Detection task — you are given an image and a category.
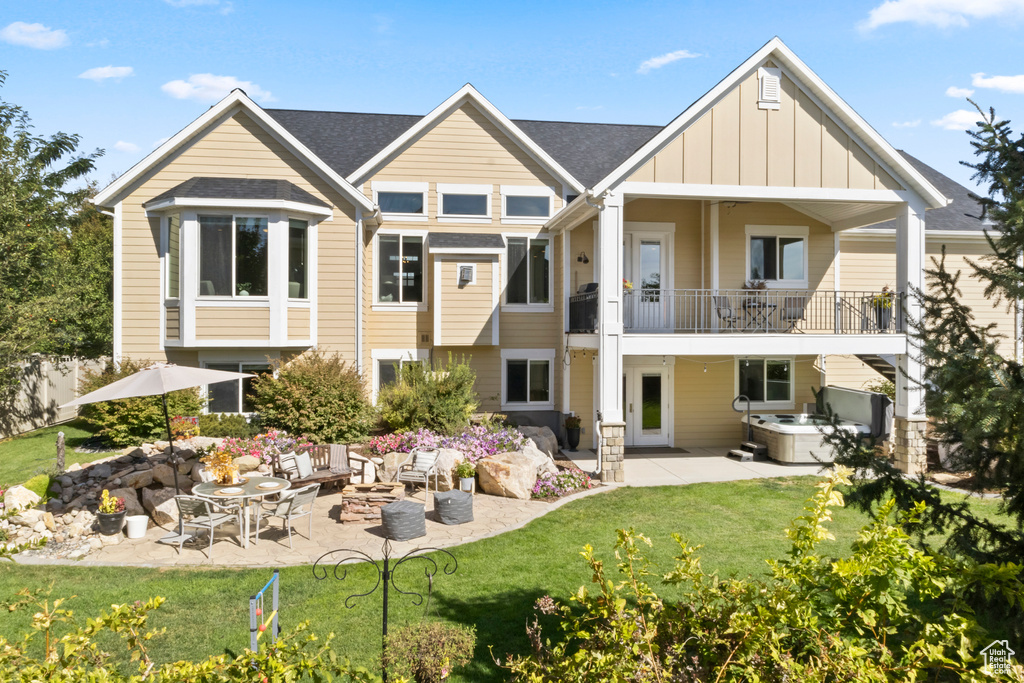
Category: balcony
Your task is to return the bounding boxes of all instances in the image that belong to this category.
[568,288,904,335]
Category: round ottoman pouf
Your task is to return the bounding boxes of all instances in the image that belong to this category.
[433,490,474,525]
[380,500,426,541]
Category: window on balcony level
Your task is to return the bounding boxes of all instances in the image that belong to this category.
[745,226,808,288]
[377,233,424,305]
[506,236,550,306]
[199,216,269,297]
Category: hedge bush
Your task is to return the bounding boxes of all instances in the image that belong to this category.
[196,412,259,439]
[249,350,374,444]
[377,353,478,435]
[22,473,50,500]
[77,358,203,447]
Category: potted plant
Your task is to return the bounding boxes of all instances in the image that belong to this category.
[872,286,894,331]
[565,415,582,451]
[200,449,240,484]
[96,489,126,535]
[454,461,476,493]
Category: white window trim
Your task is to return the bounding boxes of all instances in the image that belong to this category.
[456,262,477,286]
[758,66,782,110]
[436,183,493,224]
[370,348,429,403]
[286,216,312,302]
[744,225,810,289]
[500,348,556,411]
[372,181,428,222]
[500,184,555,225]
[734,356,795,410]
[501,231,554,313]
[372,229,429,312]
[199,353,279,414]
[163,214,181,301]
[197,213,272,300]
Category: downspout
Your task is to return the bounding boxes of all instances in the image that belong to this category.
[593,410,603,478]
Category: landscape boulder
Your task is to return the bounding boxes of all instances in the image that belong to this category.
[233,455,261,474]
[122,469,154,489]
[3,485,41,513]
[379,451,414,483]
[142,487,179,526]
[521,443,558,477]
[151,463,178,487]
[518,426,559,457]
[477,453,537,500]
[433,448,465,492]
[349,453,378,485]
[107,487,146,516]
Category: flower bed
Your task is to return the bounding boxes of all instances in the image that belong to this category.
[219,430,313,466]
[531,467,595,500]
[367,425,526,463]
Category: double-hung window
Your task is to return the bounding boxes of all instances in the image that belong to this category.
[377,233,424,305]
[198,215,269,297]
[505,236,550,306]
[501,185,554,224]
[204,362,272,413]
[288,218,308,299]
[737,357,793,408]
[501,349,555,409]
[437,183,491,222]
[745,226,808,288]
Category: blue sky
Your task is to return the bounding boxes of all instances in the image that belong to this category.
[2,0,1023,193]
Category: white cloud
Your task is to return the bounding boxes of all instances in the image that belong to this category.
[931,109,981,130]
[87,38,110,48]
[637,49,701,75]
[79,66,134,82]
[972,71,1024,93]
[860,0,1024,30]
[892,119,921,127]
[945,85,975,97]
[113,141,140,153]
[161,74,274,103]
[0,21,69,49]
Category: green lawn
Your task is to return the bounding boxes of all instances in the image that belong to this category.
[0,476,1006,681]
[0,419,106,488]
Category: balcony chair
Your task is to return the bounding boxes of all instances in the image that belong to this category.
[779,295,807,330]
[396,447,441,502]
[255,483,320,548]
[713,295,739,329]
[173,495,243,559]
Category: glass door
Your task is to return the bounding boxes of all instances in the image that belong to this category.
[624,234,669,330]
[623,366,670,446]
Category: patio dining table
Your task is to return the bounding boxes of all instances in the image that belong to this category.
[194,476,291,549]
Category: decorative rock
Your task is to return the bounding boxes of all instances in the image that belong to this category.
[122,470,154,489]
[32,521,46,533]
[58,475,74,488]
[477,453,538,500]
[432,448,464,492]
[521,443,559,477]
[176,459,195,475]
[518,426,559,457]
[123,446,146,458]
[11,509,44,526]
[89,537,103,550]
[142,487,180,526]
[380,451,414,483]
[151,463,178,487]
[66,522,85,538]
[190,461,206,483]
[232,455,261,474]
[349,454,377,485]
[182,436,220,451]
[107,487,146,516]
[66,462,82,473]
[100,533,122,546]
[3,485,41,513]
[90,464,112,480]
[42,512,55,531]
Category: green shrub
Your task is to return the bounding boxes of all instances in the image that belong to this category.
[0,590,379,682]
[377,353,478,435]
[506,467,1024,682]
[78,358,203,447]
[250,350,374,444]
[383,620,476,683]
[22,473,50,500]
[196,412,259,438]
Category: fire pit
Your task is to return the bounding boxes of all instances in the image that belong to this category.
[336,483,406,524]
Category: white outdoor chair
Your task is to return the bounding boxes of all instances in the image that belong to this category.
[174,495,243,559]
[397,448,441,501]
[254,483,320,548]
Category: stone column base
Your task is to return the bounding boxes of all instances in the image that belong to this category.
[599,422,626,483]
[893,417,927,475]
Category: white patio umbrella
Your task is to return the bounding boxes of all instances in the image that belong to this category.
[60,362,256,494]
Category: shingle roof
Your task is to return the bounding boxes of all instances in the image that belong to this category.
[145,176,329,208]
[869,151,992,232]
[428,232,505,250]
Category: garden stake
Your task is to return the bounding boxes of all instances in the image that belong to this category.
[313,538,458,683]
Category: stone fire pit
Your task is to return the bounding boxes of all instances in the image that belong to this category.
[336,482,405,524]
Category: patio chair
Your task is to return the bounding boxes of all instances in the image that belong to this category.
[397,447,441,501]
[254,483,320,549]
[778,295,807,330]
[713,295,739,329]
[174,495,243,559]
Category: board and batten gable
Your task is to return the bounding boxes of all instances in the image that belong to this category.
[627,68,905,192]
[108,109,360,362]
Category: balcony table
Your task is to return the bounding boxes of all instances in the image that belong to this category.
[193,475,291,549]
[743,298,777,332]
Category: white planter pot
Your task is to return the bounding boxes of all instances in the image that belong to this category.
[459,477,474,493]
[125,515,149,539]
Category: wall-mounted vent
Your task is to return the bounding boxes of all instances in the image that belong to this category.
[758,66,782,110]
[458,264,475,285]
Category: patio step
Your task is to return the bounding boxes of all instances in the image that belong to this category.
[728,449,754,462]
[728,441,768,462]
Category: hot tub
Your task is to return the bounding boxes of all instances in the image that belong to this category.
[740,413,870,463]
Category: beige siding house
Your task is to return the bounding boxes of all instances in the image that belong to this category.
[94,37,1019,481]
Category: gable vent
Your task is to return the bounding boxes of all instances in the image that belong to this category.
[458,264,475,284]
[758,66,782,110]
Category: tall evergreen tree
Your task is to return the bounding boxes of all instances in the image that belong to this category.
[823,104,1024,566]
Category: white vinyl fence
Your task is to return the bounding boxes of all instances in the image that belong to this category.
[1,356,108,438]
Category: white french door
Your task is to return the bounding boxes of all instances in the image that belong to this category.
[622,365,672,446]
[623,230,672,330]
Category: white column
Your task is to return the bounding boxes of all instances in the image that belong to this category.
[895,200,927,420]
[596,193,624,423]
